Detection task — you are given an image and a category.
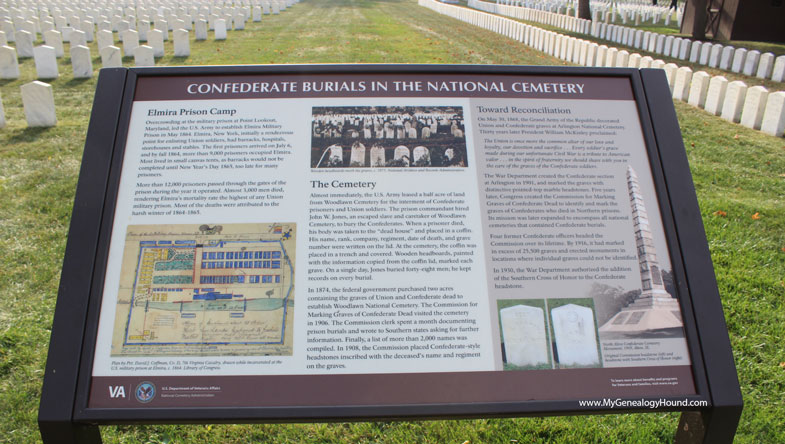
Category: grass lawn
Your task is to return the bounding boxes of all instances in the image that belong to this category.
[1,0,784,443]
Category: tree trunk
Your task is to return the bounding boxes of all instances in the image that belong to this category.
[578,0,591,20]
[681,0,708,40]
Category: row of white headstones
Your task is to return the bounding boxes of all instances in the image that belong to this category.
[498,0,683,29]
[421,0,785,138]
[0,0,299,128]
[476,0,785,84]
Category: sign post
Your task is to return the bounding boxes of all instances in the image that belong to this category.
[39,65,742,443]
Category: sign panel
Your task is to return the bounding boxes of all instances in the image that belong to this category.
[82,69,699,409]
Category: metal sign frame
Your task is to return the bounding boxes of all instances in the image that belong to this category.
[38,64,742,444]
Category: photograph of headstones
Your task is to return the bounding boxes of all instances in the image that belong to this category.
[594,165,685,340]
[547,298,602,369]
[311,106,467,168]
[498,299,553,370]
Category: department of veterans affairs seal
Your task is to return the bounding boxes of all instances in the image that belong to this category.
[135,381,156,403]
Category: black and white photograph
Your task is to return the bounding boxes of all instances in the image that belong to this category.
[311,106,468,168]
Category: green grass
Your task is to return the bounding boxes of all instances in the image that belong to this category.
[1,0,784,442]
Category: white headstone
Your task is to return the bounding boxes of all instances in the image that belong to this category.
[663,63,679,91]
[97,29,113,50]
[742,50,761,77]
[215,19,226,40]
[393,145,410,166]
[689,41,702,63]
[551,304,600,367]
[173,29,189,57]
[326,144,343,166]
[708,44,722,68]
[719,46,734,70]
[731,48,747,73]
[628,53,642,68]
[21,80,57,127]
[756,53,775,80]
[412,146,430,166]
[1,21,14,43]
[0,45,20,78]
[687,71,711,108]
[121,29,138,57]
[70,44,91,78]
[639,56,653,69]
[704,76,728,116]
[137,20,150,41]
[370,145,385,167]
[80,21,94,42]
[15,29,34,57]
[195,19,207,40]
[773,56,785,83]
[33,45,58,79]
[678,39,690,60]
[663,35,674,56]
[349,142,366,166]
[234,14,245,30]
[699,42,712,65]
[500,305,550,368]
[720,81,748,123]
[133,44,154,66]
[672,66,693,101]
[253,7,262,22]
[70,29,87,47]
[595,45,607,68]
[615,50,629,68]
[43,30,64,58]
[740,86,769,130]
[655,34,665,54]
[148,28,164,57]
[100,45,121,68]
[760,91,785,137]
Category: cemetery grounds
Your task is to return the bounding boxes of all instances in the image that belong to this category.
[0,0,783,442]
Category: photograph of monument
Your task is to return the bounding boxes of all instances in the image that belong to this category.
[310,106,467,168]
[598,165,685,339]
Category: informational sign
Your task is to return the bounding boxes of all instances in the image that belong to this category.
[39,66,741,444]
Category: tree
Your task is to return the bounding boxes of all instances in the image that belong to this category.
[578,0,591,20]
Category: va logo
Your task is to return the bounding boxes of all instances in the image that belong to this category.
[135,381,156,403]
[108,385,126,398]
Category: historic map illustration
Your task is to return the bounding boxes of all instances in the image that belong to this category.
[110,223,295,357]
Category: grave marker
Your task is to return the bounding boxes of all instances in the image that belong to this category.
[133,44,154,66]
[500,305,549,368]
[721,81,748,123]
[740,86,769,130]
[98,45,123,68]
[704,76,728,116]
[33,45,58,79]
[0,45,20,79]
[71,44,92,78]
[15,29,34,57]
[551,304,600,367]
[687,71,710,108]
[760,91,785,137]
[173,29,189,57]
[21,80,56,127]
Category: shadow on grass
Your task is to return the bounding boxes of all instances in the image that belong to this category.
[0,78,20,87]
[5,126,54,144]
[65,78,92,86]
